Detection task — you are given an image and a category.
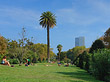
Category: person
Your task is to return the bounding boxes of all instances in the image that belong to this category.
[26,58,30,65]
[1,56,10,66]
[57,60,61,66]
[64,63,69,67]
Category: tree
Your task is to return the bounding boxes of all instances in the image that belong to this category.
[89,39,105,53]
[57,44,62,61]
[72,46,86,64]
[18,27,28,65]
[78,53,84,69]
[39,11,56,62]
[7,40,19,58]
[85,52,90,72]
[0,36,7,55]
[103,28,110,48]
[66,49,74,61]
[91,49,110,81]
[60,52,66,61]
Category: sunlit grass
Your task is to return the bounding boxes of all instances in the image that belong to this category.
[0,63,103,82]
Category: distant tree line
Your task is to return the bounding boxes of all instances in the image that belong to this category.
[0,28,56,65]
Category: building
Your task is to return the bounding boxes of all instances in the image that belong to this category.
[75,37,85,47]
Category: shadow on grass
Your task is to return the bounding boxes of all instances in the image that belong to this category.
[56,70,102,82]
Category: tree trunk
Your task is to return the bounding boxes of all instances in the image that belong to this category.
[59,52,60,61]
[47,26,50,63]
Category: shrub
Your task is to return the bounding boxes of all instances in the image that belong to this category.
[9,59,19,64]
[75,58,79,66]
[60,61,64,65]
[38,58,41,63]
[91,49,110,81]
[85,54,90,72]
[78,54,84,69]
[67,58,71,63]
[32,57,37,63]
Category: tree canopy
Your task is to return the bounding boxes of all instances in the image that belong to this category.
[0,36,7,55]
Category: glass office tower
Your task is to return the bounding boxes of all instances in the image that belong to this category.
[75,37,85,47]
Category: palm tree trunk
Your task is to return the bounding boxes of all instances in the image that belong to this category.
[47,26,50,63]
[59,52,60,61]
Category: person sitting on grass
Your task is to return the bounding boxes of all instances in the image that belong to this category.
[1,56,10,66]
[57,60,61,66]
[64,63,69,67]
[26,58,30,65]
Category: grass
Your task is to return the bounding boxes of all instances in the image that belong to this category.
[0,63,103,82]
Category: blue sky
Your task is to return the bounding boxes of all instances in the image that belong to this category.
[0,0,110,54]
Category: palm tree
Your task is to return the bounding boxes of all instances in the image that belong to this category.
[39,11,56,62]
[57,44,63,61]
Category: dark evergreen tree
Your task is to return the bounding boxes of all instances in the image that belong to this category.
[85,53,90,72]
[89,39,105,53]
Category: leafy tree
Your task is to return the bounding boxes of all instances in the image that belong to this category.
[104,28,110,48]
[0,36,7,55]
[30,43,55,62]
[7,28,33,65]
[60,52,66,61]
[85,53,90,72]
[72,46,86,64]
[18,27,28,65]
[39,11,56,62]
[57,44,62,61]
[66,49,74,61]
[78,53,84,69]
[7,40,19,59]
[7,40,18,49]
[89,39,105,53]
[91,49,110,81]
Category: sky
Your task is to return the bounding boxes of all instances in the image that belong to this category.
[0,0,110,54]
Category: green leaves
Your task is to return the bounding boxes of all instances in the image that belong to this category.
[91,49,110,81]
[39,11,56,28]
[0,36,7,55]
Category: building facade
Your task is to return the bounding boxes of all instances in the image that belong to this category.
[75,37,85,47]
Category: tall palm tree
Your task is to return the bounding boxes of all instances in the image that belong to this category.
[39,11,56,62]
[57,44,63,61]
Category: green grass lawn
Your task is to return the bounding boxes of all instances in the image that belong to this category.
[0,63,103,82]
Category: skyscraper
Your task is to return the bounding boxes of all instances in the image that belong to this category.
[75,37,85,47]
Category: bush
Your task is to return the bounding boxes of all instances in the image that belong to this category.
[9,59,19,64]
[38,58,41,63]
[90,49,110,81]
[60,61,64,65]
[75,58,79,66]
[85,54,90,72]
[32,57,37,63]
[67,58,71,63]
[78,54,84,69]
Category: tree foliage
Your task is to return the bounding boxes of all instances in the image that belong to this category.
[57,44,62,61]
[0,36,7,55]
[104,28,110,48]
[2,28,56,64]
[89,39,105,53]
[90,49,110,81]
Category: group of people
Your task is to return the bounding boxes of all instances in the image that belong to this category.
[1,56,30,67]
